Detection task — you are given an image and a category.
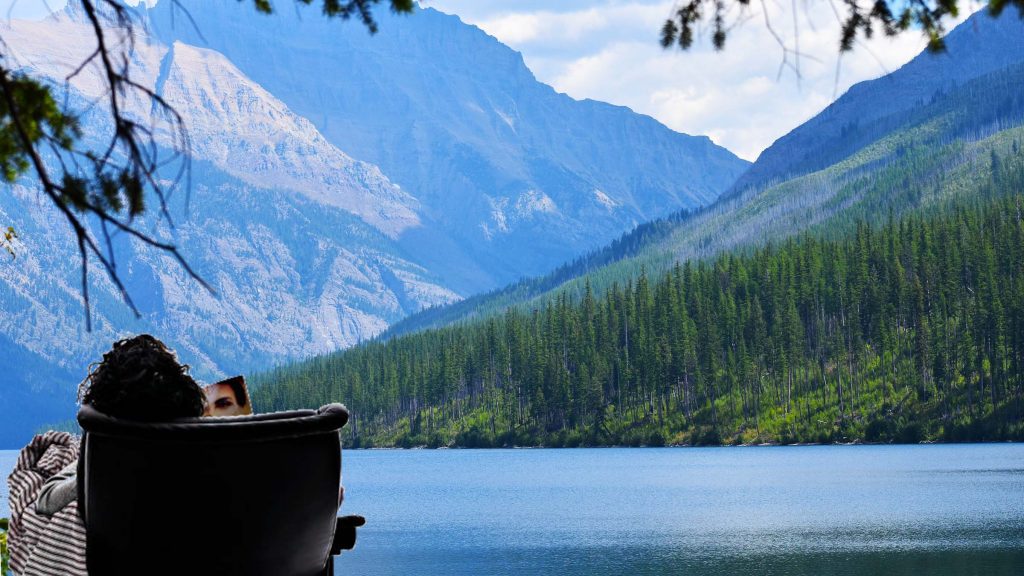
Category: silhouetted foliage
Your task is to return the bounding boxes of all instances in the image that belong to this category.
[661,0,1023,54]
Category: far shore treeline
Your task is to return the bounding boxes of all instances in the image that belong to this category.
[253,150,1024,448]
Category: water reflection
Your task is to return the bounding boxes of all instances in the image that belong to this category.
[338,445,1024,575]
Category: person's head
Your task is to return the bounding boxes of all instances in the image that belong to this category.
[203,376,251,417]
[79,334,206,421]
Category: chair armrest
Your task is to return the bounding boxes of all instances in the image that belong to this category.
[331,515,366,554]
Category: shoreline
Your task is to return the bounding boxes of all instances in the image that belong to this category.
[2,437,1017,452]
[344,439,1021,450]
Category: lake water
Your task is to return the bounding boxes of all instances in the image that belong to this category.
[3,444,1023,575]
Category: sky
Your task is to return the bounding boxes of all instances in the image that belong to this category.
[1,0,975,160]
[420,0,979,160]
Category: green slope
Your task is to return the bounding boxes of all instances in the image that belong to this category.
[251,129,1024,446]
[254,163,1024,447]
[251,43,1024,449]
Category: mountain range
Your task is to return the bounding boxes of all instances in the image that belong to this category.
[387,7,1024,337]
[0,1,745,446]
[254,8,1024,448]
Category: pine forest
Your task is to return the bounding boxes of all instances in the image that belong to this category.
[253,147,1024,448]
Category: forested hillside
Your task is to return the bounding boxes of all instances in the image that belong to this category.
[253,145,1024,447]
[251,10,1024,449]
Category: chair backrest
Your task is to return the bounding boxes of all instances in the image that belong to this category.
[77,403,348,576]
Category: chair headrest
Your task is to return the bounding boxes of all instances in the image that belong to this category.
[77,403,349,443]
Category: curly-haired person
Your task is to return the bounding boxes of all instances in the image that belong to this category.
[7,335,206,576]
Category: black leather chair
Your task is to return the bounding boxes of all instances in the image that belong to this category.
[77,403,363,576]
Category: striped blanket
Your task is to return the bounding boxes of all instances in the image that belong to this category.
[7,431,88,576]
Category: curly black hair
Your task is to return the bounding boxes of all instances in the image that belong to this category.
[79,334,206,421]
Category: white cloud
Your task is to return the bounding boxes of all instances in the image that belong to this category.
[476,11,545,44]
[423,0,975,160]
[473,4,666,50]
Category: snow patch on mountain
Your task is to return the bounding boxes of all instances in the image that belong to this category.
[593,189,618,209]
[515,190,558,217]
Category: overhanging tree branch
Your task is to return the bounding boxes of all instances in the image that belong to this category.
[0,0,414,328]
[663,0,1024,54]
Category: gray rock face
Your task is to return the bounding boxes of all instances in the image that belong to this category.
[141,1,749,289]
[0,2,746,445]
[1,10,455,372]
